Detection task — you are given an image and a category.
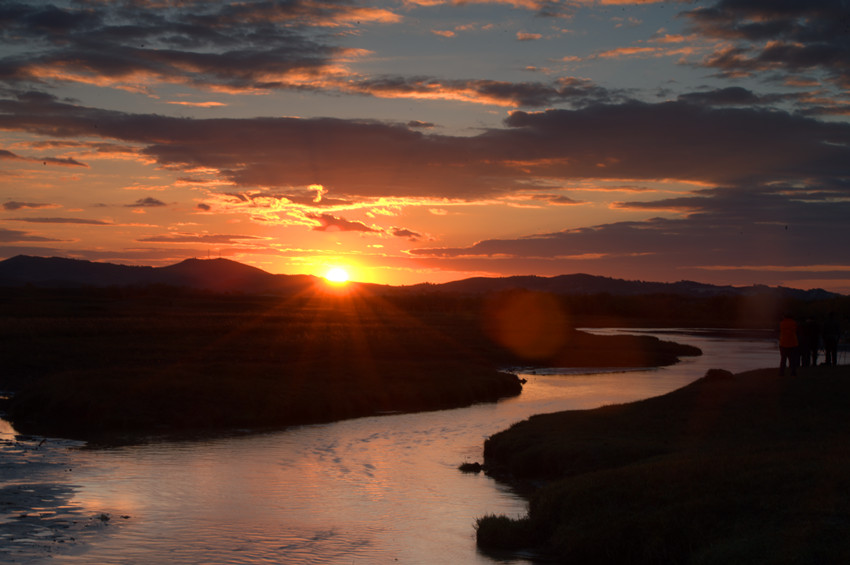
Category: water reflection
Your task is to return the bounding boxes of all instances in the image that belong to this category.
[2,329,778,564]
[0,418,17,439]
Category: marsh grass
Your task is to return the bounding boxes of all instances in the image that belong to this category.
[0,287,699,441]
[475,514,534,551]
[477,365,850,563]
[0,288,520,440]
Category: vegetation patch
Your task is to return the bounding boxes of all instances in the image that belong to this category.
[477,365,850,564]
[0,287,698,442]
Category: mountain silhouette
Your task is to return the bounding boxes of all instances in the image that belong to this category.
[410,274,837,300]
[156,258,295,293]
[0,255,839,299]
[0,255,317,294]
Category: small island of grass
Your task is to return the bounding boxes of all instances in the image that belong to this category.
[476,364,850,564]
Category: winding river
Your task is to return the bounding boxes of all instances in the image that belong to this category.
[1,329,778,564]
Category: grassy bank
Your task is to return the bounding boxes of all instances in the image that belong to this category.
[0,287,698,442]
[477,365,850,564]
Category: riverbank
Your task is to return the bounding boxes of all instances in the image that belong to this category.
[476,364,850,564]
[0,288,699,443]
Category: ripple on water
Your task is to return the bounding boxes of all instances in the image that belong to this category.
[0,433,128,563]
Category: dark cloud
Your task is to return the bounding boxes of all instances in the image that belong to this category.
[222,192,251,203]
[0,147,84,166]
[390,227,422,240]
[196,203,211,211]
[137,233,264,244]
[677,87,774,106]
[9,217,112,225]
[307,213,380,233]
[533,1,579,19]
[0,0,356,92]
[685,0,850,87]
[3,201,54,210]
[529,194,582,206]
[0,1,630,108]
[411,185,850,286]
[1,91,848,201]
[498,102,850,184]
[127,197,167,207]
[40,156,86,166]
[0,227,62,242]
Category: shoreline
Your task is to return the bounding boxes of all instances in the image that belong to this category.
[476,363,850,563]
[0,432,127,563]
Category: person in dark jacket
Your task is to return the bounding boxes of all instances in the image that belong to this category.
[799,317,820,367]
[822,312,841,367]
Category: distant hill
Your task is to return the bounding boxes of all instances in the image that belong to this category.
[0,255,840,299]
[0,255,319,294]
[155,257,316,294]
[407,274,839,301]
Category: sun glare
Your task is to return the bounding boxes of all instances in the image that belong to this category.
[325,267,350,284]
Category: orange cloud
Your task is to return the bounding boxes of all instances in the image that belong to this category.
[404,0,549,10]
[650,33,689,44]
[166,101,227,108]
[517,32,543,41]
[595,46,660,59]
[597,0,665,3]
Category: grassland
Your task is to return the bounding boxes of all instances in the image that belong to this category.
[0,286,698,442]
[476,364,850,564]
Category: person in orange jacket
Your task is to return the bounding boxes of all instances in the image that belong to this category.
[779,313,799,376]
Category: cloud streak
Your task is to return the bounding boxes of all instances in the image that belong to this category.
[8,217,113,225]
[307,213,381,233]
[4,92,847,203]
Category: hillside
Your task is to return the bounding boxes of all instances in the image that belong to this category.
[0,255,319,294]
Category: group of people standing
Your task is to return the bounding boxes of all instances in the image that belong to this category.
[779,312,843,376]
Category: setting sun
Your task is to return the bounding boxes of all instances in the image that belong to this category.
[325,267,350,284]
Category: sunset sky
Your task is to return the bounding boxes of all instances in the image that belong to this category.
[2,0,849,292]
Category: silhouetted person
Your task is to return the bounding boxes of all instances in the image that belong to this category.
[799,317,820,367]
[822,312,841,367]
[779,313,799,376]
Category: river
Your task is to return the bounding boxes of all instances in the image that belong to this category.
[0,329,778,564]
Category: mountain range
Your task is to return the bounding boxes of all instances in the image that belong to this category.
[0,255,840,300]
[407,274,838,300]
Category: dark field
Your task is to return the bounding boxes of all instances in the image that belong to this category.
[477,364,850,564]
[0,286,699,442]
